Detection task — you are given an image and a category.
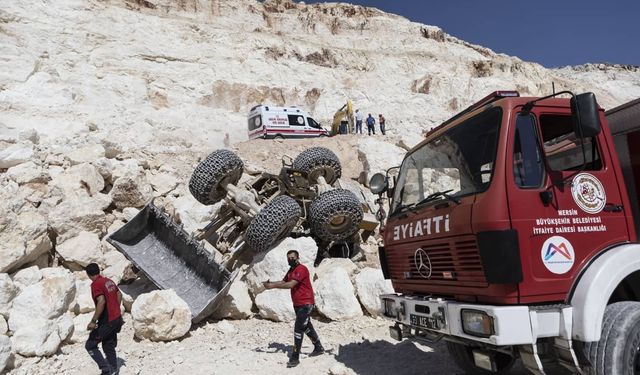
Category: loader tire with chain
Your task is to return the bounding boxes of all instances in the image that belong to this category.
[245,195,301,253]
[189,149,244,205]
[292,147,342,185]
[309,189,363,242]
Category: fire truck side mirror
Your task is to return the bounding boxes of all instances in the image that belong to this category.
[369,173,388,195]
[571,92,602,139]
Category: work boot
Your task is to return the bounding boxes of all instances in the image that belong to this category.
[287,356,300,368]
[309,344,325,357]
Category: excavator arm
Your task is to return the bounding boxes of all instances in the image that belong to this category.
[331,100,354,135]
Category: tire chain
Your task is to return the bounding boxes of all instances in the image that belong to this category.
[309,189,363,242]
[245,195,302,253]
[292,147,342,184]
[189,149,244,205]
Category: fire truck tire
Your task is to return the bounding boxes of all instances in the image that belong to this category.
[293,147,342,185]
[189,149,244,205]
[583,301,640,375]
[245,195,301,253]
[445,341,515,374]
[309,189,363,242]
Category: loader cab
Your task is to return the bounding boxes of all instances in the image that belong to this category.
[247,105,329,140]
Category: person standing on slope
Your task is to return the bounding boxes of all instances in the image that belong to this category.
[263,250,325,368]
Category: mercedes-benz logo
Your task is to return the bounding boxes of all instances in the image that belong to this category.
[414,248,432,279]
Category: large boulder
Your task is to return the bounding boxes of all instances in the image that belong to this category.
[0,143,33,169]
[147,171,179,196]
[10,319,63,357]
[71,279,94,314]
[102,250,132,285]
[11,266,42,291]
[212,278,253,320]
[0,274,17,319]
[0,208,52,273]
[66,144,105,166]
[171,195,221,234]
[69,313,93,343]
[48,195,111,239]
[315,268,362,321]
[0,316,7,335]
[56,231,104,270]
[68,163,105,196]
[8,268,76,333]
[6,161,48,185]
[131,290,191,342]
[315,258,358,281]
[354,268,394,317]
[0,335,11,373]
[110,171,153,209]
[254,289,295,322]
[244,237,317,297]
[357,138,405,183]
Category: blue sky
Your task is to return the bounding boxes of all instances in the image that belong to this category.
[304,0,639,68]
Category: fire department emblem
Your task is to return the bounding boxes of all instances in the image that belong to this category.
[414,249,432,279]
[571,173,605,214]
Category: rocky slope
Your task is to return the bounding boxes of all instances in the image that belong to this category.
[1,0,639,374]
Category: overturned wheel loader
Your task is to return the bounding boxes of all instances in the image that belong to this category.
[108,147,377,322]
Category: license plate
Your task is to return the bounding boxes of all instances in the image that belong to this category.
[410,314,437,329]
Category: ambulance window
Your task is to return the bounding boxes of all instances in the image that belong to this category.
[539,114,602,171]
[288,115,305,126]
[513,113,545,188]
[308,118,322,129]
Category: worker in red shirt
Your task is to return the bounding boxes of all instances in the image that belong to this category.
[85,263,123,375]
[263,250,324,368]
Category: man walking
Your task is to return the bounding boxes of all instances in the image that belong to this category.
[354,109,363,134]
[263,250,324,368]
[366,113,376,135]
[85,263,123,375]
[378,114,386,135]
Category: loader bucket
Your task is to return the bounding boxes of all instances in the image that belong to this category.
[107,202,237,323]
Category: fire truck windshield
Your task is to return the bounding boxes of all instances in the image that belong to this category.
[392,107,503,214]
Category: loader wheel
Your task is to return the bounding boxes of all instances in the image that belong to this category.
[245,195,301,253]
[309,189,363,242]
[583,301,640,375]
[189,149,244,205]
[446,341,515,375]
[292,147,342,185]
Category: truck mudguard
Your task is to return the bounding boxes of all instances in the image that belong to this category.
[570,243,640,342]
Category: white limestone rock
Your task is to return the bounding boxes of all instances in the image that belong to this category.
[0,335,12,372]
[171,195,221,234]
[71,279,95,314]
[10,318,62,357]
[18,128,39,144]
[68,163,105,196]
[11,266,43,291]
[315,258,358,281]
[56,231,104,270]
[6,161,48,185]
[102,251,132,285]
[315,268,362,321]
[8,268,76,333]
[69,313,93,344]
[122,207,140,222]
[0,208,52,273]
[66,144,106,166]
[0,316,7,335]
[0,274,17,319]
[48,195,111,239]
[148,171,179,196]
[212,278,253,320]
[110,171,153,209]
[254,289,295,322]
[57,312,74,342]
[131,290,191,342]
[357,138,406,182]
[244,237,317,297]
[92,157,114,180]
[354,267,394,317]
[0,143,33,169]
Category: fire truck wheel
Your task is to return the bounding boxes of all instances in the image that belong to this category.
[310,189,363,242]
[189,149,244,205]
[583,301,640,375]
[293,147,342,185]
[445,341,515,374]
[245,195,301,253]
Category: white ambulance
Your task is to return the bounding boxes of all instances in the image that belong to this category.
[247,105,329,139]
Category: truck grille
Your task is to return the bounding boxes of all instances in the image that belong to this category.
[388,235,487,287]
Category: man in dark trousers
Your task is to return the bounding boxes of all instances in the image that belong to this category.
[263,250,324,368]
[85,263,123,375]
[366,113,376,135]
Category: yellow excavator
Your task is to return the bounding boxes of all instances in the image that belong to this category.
[330,100,354,135]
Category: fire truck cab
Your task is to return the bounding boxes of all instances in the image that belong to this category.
[371,91,640,374]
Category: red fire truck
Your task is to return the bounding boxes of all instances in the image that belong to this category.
[369,91,640,374]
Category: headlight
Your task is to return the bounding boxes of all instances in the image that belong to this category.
[383,298,396,318]
[461,309,494,338]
